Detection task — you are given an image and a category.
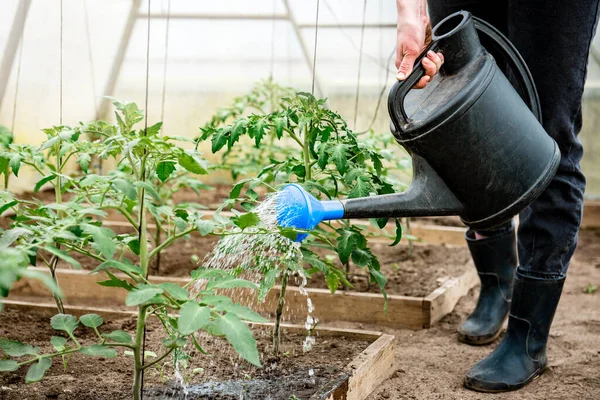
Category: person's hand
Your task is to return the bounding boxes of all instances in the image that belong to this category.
[396,18,444,88]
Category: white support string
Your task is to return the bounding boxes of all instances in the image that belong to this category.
[270,0,277,79]
[353,0,368,130]
[60,0,63,125]
[160,0,171,123]
[311,0,320,96]
[82,0,98,116]
[10,3,27,135]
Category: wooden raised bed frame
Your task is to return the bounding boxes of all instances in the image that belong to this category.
[0,300,395,400]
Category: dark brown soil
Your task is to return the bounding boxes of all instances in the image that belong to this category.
[0,310,370,400]
[45,222,471,299]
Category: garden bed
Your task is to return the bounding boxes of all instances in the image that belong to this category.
[0,302,395,400]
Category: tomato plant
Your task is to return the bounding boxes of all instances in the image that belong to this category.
[199,86,411,353]
[0,100,266,399]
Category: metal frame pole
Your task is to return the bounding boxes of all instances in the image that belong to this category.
[0,0,32,111]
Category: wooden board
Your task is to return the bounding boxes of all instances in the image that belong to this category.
[0,300,395,400]
[423,266,480,328]
[581,200,600,229]
[7,266,478,330]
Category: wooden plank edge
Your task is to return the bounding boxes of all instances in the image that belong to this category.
[343,333,396,400]
[9,267,429,329]
[422,265,480,328]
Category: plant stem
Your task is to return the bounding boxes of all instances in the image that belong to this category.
[273,269,289,355]
[50,259,65,314]
[149,227,195,259]
[302,126,312,181]
[51,143,65,314]
[154,218,161,275]
[132,305,148,400]
[141,348,174,371]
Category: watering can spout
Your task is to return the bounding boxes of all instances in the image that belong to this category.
[276,155,465,242]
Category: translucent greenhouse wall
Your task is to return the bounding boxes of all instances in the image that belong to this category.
[0,0,598,199]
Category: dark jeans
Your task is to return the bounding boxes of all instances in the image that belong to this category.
[428,0,600,277]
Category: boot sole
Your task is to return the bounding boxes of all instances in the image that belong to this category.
[464,368,545,393]
[457,327,502,346]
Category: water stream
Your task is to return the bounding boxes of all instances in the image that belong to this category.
[168,192,317,398]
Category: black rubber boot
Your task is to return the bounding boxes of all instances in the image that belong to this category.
[458,225,517,345]
[464,268,566,392]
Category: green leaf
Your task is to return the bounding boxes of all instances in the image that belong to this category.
[253,118,268,146]
[0,155,8,175]
[50,336,67,351]
[0,339,40,356]
[162,337,187,349]
[125,286,164,307]
[178,301,211,335]
[9,154,22,176]
[0,200,18,216]
[229,119,247,149]
[97,271,134,291]
[330,143,349,175]
[216,313,261,367]
[348,176,373,199]
[195,219,214,236]
[371,153,383,176]
[158,283,188,301]
[80,344,117,358]
[112,178,137,201]
[273,117,285,139]
[145,121,163,136]
[50,314,79,335]
[390,218,403,247]
[178,152,208,175]
[34,175,56,194]
[77,153,91,173]
[44,245,81,269]
[336,229,363,264]
[127,239,141,256]
[156,161,176,182]
[374,218,389,229]
[0,227,32,249]
[25,358,52,383]
[235,212,260,230]
[258,268,278,301]
[211,128,229,153]
[370,269,387,290]
[91,260,142,277]
[80,314,103,329]
[224,304,268,323]
[82,224,116,259]
[0,360,18,372]
[351,248,372,267]
[103,330,132,344]
[135,181,161,202]
[212,278,258,290]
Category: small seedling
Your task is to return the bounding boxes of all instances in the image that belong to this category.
[583,283,598,294]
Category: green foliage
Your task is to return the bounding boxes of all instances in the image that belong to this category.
[0,100,263,398]
[583,283,597,294]
[198,85,411,298]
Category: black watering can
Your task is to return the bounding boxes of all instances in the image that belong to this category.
[276,10,560,238]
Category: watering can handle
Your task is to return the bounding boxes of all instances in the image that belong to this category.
[389,41,439,129]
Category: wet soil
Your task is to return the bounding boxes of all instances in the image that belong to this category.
[0,310,370,400]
